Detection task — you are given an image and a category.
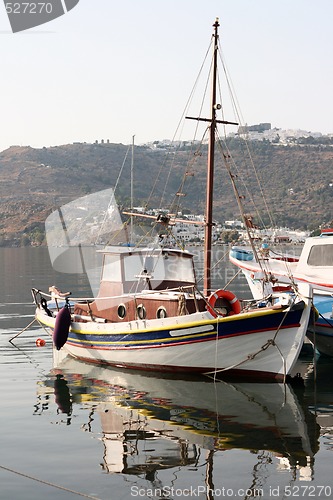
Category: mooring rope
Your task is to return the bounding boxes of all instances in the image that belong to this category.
[0,465,100,499]
[205,296,298,382]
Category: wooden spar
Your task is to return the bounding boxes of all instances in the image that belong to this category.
[187,19,238,296]
[122,211,206,225]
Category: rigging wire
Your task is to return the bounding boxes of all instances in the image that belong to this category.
[145,38,214,215]
[215,128,263,268]
[217,40,277,230]
[111,37,216,254]
[169,128,209,216]
[94,143,132,246]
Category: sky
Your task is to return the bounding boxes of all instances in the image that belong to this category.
[0,0,332,152]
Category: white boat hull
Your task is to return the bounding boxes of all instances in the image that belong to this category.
[36,298,310,380]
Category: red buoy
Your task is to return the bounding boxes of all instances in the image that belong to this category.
[36,338,46,347]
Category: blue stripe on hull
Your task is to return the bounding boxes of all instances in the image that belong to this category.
[66,307,303,350]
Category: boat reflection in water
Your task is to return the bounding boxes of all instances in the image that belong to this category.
[38,349,320,489]
[301,356,333,446]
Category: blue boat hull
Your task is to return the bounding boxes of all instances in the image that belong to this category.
[307,295,333,357]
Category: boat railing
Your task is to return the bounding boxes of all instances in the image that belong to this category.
[32,285,260,319]
[31,288,94,311]
[31,285,203,310]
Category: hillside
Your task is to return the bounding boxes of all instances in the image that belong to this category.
[0,140,332,246]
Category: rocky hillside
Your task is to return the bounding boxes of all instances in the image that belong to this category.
[0,140,332,246]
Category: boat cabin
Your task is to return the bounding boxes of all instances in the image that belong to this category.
[98,246,197,295]
[296,236,333,285]
[73,247,205,322]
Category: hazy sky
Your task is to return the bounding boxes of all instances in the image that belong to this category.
[1,0,332,152]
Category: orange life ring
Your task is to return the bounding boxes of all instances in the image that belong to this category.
[207,289,241,317]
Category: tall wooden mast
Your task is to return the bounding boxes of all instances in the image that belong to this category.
[203,18,219,296]
[187,19,238,295]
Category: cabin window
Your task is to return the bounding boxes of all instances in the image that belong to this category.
[163,255,195,283]
[137,304,146,320]
[307,245,333,267]
[124,254,147,282]
[123,252,195,284]
[156,306,167,319]
[102,254,122,281]
[117,304,126,319]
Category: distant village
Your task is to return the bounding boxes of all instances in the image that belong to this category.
[130,123,329,245]
[91,123,333,151]
[142,123,333,150]
[85,123,331,243]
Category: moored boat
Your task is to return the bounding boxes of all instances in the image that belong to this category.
[229,229,333,356]
[32,19,312,380]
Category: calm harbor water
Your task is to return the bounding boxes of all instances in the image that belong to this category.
[1,247,333,500]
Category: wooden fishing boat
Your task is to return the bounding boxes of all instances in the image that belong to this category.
[32,19,311,380]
